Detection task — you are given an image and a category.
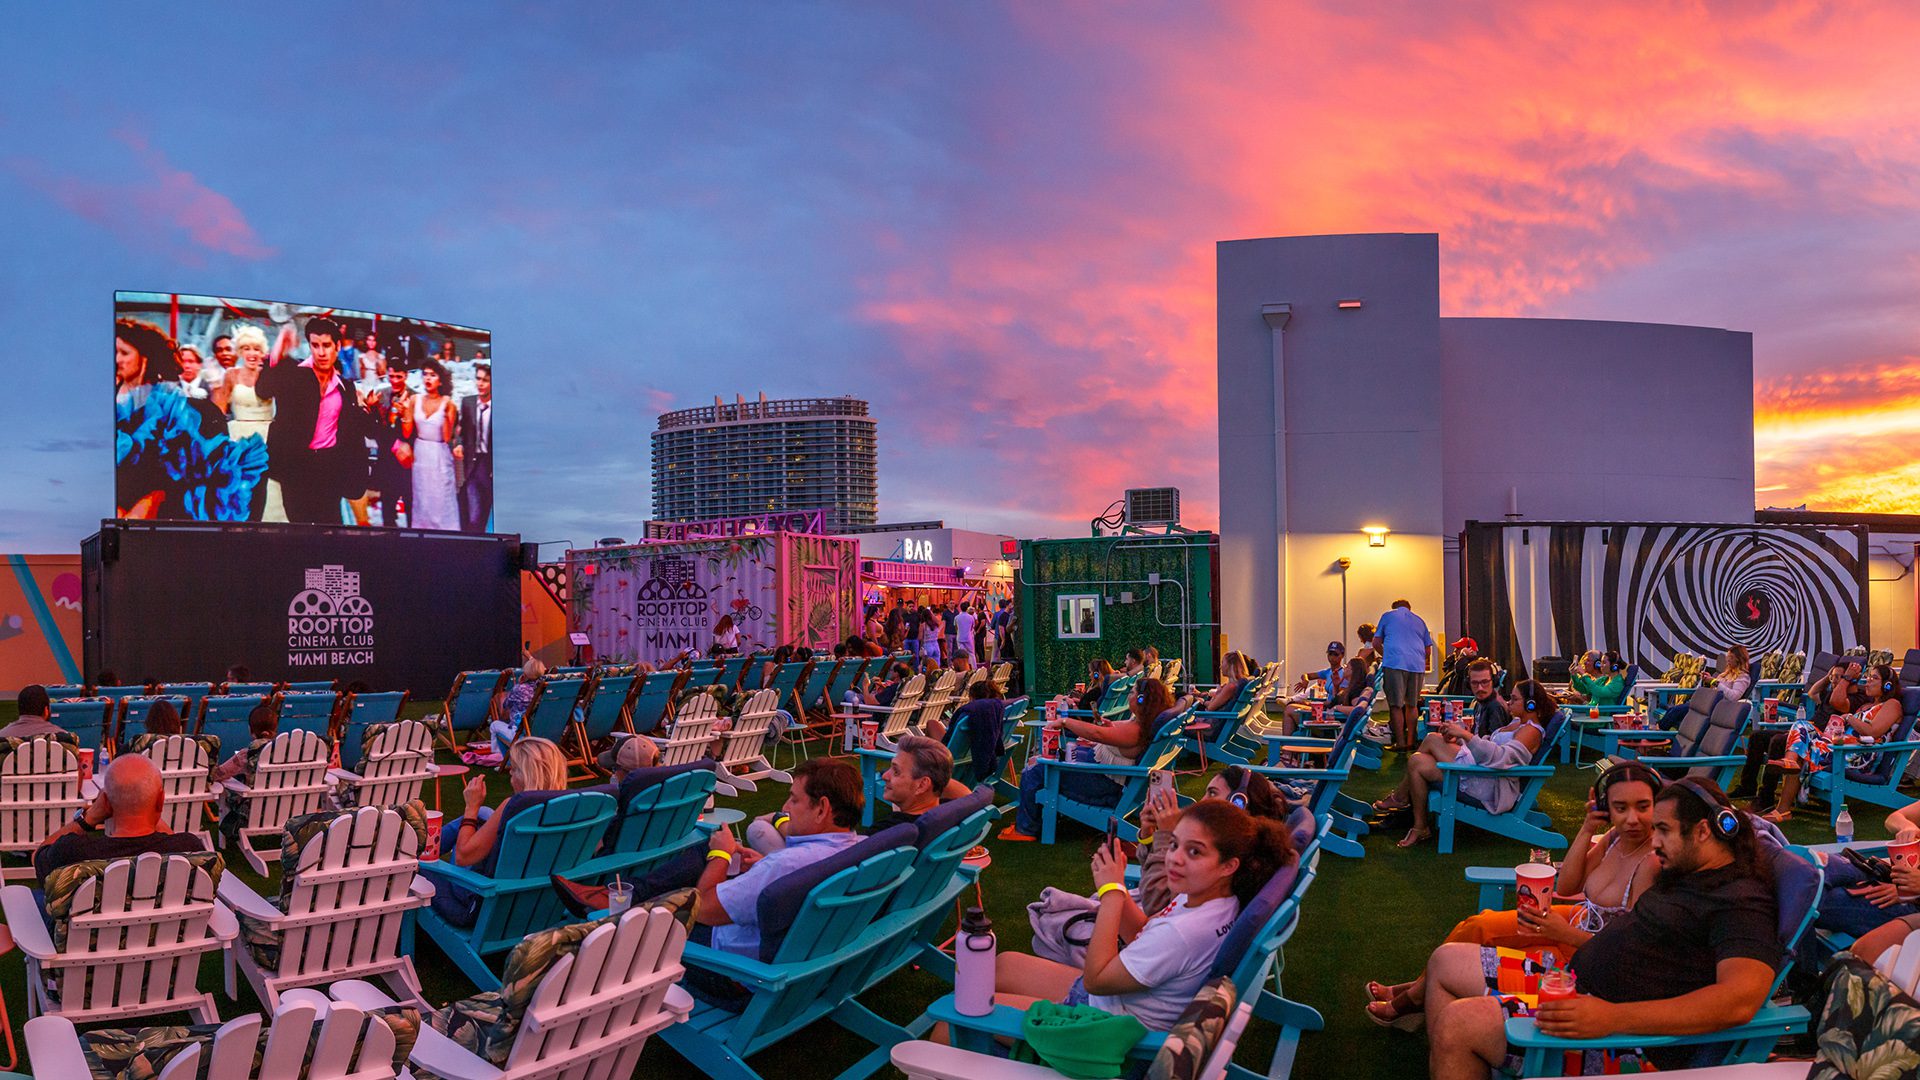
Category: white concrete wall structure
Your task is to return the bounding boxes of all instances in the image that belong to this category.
[1219,233,1756,679]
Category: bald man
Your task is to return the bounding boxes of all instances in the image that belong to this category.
[34,754,203,883]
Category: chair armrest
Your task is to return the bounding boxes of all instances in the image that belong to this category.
[409,875,437,899]
[219,777,253,794]
[402,1021,506,1080]
[329,978,401,1010]
[1247,764,1352,782]
[1835,740,1920,761]
[1037,759,1155,777]
[1635,754,1746,771]
[891,1041,1063,1080]
[209,901,239,942]
[1,885,57,960]
[416,859,502,896]
[1433,761,1556,778]
[922,994,1034,1042]
[327,768,361,783]
[24,1016,92,1080]
[1504,1001,1810,1052]
[215,874,283,922]
[678,940,789,990]
[1464,866,1517,887]
[1192,708,1250,721]
[1595,728,1672,740]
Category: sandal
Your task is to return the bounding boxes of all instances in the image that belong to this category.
[1759,808,1793,824]
[1366,980,1407,1003]
[1371,796,1409,813]
[1397,828,1434,849]
[1364,998,1424,1031]
[996,825,1039,842]
[1767,758,1802,772]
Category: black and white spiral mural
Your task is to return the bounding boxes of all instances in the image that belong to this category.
[1463,522,1868,678]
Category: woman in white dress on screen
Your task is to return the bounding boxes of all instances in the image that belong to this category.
[222,323,287,522]
[410,359,461,531]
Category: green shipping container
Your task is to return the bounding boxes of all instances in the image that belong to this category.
[1017,532,1220,699]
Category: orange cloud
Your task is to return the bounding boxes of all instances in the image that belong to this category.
[851,1,1920,530]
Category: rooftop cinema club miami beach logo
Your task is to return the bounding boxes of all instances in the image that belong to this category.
[287,565,375,667]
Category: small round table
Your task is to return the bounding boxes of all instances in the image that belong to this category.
[700,807,747,828]
[432,762,471,811]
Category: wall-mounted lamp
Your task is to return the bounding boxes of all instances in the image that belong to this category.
[1336,298,1364,310]
[1362,525,1389,548]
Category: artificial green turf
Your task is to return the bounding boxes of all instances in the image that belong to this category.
[0,701,1901,1079]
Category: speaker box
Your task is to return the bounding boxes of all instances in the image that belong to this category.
[518,542,540,571]
[99,526,120,564]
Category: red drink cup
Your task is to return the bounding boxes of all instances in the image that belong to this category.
[77,748,94,783]
[859,720,879,750]
[1040,726,1061,759]
[1515,862,1557,915]
[1889,838,1920,870]
[1428,700,1442,725]
[1538,970,1577,1003]
[424,810,444,860]
[1764,700,1778,723]
[1310,701,1324,722]
[1448,700,1463,722]
[1075,682,1086,694]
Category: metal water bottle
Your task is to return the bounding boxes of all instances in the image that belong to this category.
[1836,808,1854,844]
[954,907,997,1016]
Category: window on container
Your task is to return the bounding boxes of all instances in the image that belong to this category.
[1057,594,1101,640]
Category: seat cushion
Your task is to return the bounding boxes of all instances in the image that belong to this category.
[1145,976,1237,1080]
[1206,855,1300,981]
[80,1006,421,1080]
[911,785,995,847]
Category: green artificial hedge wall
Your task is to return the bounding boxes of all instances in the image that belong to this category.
[1018,533,1219,699]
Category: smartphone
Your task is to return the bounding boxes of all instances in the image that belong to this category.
[1105,815,1119,852]
[1588,783,1611,823]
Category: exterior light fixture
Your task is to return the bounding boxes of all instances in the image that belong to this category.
[1337,298,1364,310]
[1362,525,1389,547]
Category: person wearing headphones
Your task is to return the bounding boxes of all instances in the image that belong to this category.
[1566,650,1627,707]
[1365,761,1664,1028]
[1421,778,1783,1077]
[1369,679,1552,848]
[1000,678,1173,842]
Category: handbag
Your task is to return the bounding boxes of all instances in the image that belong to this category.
[1027,887,1101,967]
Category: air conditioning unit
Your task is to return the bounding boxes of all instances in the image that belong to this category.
[1124,488,1180,527]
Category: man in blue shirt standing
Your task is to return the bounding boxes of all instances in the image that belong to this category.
[1374,598,1435,752]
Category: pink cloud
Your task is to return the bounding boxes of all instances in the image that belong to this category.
[11,130,274,260]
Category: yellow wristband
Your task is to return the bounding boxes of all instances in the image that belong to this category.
[707,849,733,864]
[1136,830,1153,845]
[1094,882,1127,900]
[773,813,789,828]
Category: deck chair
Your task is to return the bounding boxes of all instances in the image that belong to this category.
[0,850,236,1026]
[571,760,719,882]
[113,694,194,752]
[519,677,588,746]
[47,698,110,753]
[990,661,1013,687]
[199,693,271,754]
[336,691,410,768]
[277,691,341,740]
[0,733,87,881]
[1502,836,1822,1075]
[218,804,433,1008]
[1032,706,1194,844]
[898,989,1254,1080]
[659,825,923,1080]
[1197,674,1274,764]
[92,684,150,705]
[332,720,436,811]
[628,670,688,737]
[820,657,870,716]
[334,906,693,1080]
[437,669,510,748]
[415,789,618,990]
[44,684,89,700]
[1428,708,1572,854]
[220,729,335,875]
[654,694,723,768]
[223,680,280,697]
[848,787,998,1000]
[155,681,214,712]
[1800,685,1920,827]
[1592,685,1724,759]
[795,657,844,719]
[764,660,812,713]
[285,679,338,693]
[853,674,926,751]
[714,688,792,795]
[136,734,218,848]
[23,994,407,1080]
[569,672,639,781]
[1614,696,1752,789]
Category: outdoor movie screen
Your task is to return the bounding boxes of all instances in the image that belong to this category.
[113,291,495,533]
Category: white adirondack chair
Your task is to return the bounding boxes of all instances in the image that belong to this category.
[900,671,959,746]
[892,999,1254,1080]
[991,662,1013,687]
[653,694,721,767]
[0,851,237,1025]
[330,720,436,811]
[222,729,334,875]
[24,991,403,1080]
[332,905,695,1080]
[218,804,434,1009]
[0,736,87,882]
[713,689,793,796]
[855,674,925,751]
[1162,658,1183,685]
[139,735,217,849]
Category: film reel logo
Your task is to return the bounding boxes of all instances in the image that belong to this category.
[287,564,375,666]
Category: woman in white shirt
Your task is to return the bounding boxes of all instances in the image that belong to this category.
[992,799,1296,1031]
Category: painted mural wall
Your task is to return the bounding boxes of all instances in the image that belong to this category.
[2,554,84,696]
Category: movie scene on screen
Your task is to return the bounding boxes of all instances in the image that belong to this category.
[112,291,495,533]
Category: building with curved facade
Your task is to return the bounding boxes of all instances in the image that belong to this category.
[651,393,878,531]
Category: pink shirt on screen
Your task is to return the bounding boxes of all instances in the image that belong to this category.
[304,362,343,450]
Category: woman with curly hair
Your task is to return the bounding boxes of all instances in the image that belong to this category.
[115,318,266,521]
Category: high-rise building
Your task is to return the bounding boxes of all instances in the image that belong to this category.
[651,394,878,530]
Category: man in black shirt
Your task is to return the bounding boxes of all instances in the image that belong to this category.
[1424,778,1781,1078]
[1463,659,1509,738]
[34,754,203,884]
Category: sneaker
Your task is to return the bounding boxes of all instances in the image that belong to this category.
[550,874,604,919]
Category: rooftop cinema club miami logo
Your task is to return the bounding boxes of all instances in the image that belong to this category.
[287,564,375,667]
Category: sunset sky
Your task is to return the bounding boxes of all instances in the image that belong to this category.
[3,1,1917,551]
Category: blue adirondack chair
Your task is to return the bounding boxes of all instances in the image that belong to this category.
[111,695,194,752]
[1248,708,1371,858]
[1428,709,1572,854]
[924,810,1327,1080]
[573,673,640,776]
[1203,672,1283,765]
[155,683,214,711]
[1802,685,1920,828]
[335,691,410,769]
[659,825,923,1080]
[436,669,509,746]
[276,692,340,740]
[1032,705,1193,844]
[1501,836,1822,1075]
[47,699,110,753]
[793,657,843,718]
[413,789,618,989]
[1612,696,1751,790]
[519,677,587,745]
[846,787,998,1007]
[945,696,1027,797]
[1593,686,1723,759]
[628,671,687,736]
[197,694,269,754]
[44,685,90,701]
[569,759,719,882]
[1057,674,1138,725]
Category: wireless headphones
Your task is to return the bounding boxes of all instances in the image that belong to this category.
[1668,777,1741,839]
[1229,767,1252,810]
[1592,760,1661,807]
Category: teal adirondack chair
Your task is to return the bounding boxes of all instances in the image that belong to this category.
[569,762,718,882]
[659,825,923,1080]
[1609,696,1752,791]
[629,671,687,736]
[1197,672,1277,765]
[1248,706,1371,858]
[940,696,1026,796]
[436,669,509,747]
[1428,710,1572,854]
[414,789,617,990]
[519,677,587,744]
[1033,705,1193,844]
[111,695,194,752]
[1057,674,1137,725]
[47,699,110,753]
[848,787,997,998]
[1802,685,1920,828]
[336,691,410,769]
[197,694,269,755]
[276,692,339,740]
